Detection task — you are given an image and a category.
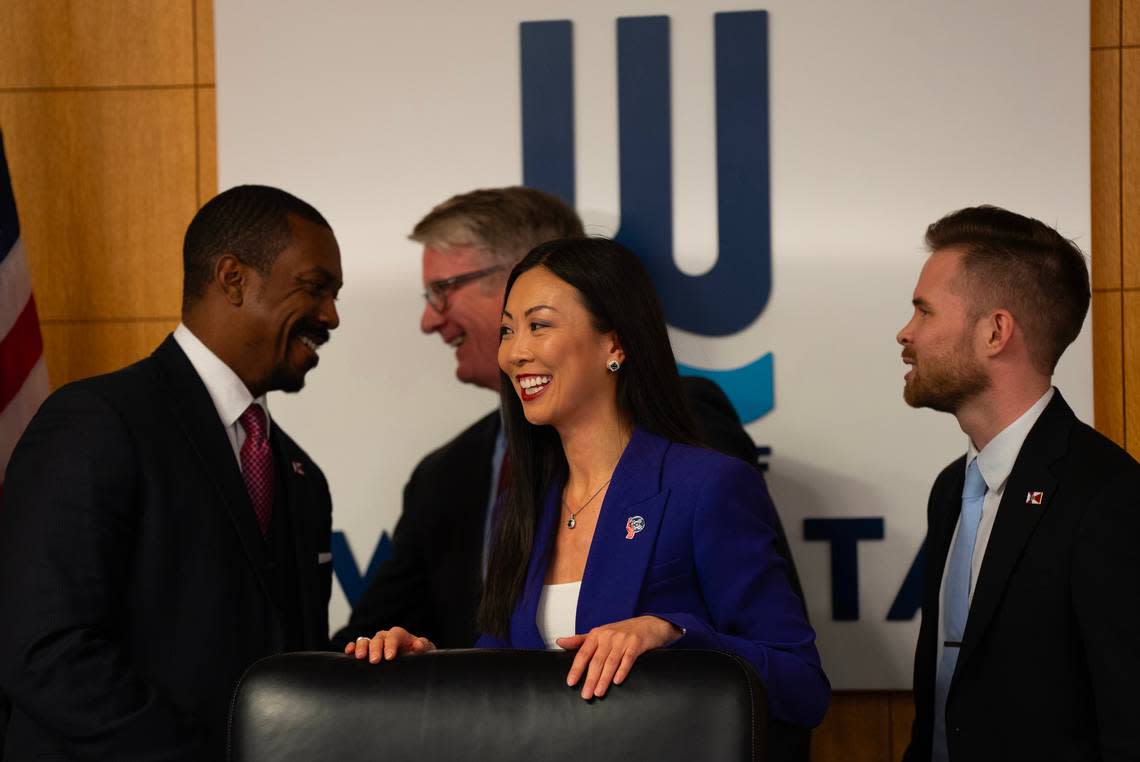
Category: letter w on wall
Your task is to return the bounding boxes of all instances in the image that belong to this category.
[520,11,775,422]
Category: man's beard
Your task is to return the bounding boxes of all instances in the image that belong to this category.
[903,344,989,414]
[265,363,306,394]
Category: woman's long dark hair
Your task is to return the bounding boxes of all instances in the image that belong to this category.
[478,237,702,637]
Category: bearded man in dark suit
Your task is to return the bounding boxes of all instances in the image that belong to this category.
[333,186,810,761]
[0,185,343,760]
[897,205,1140,762]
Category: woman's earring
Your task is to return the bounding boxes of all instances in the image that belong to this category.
[607,359,621,372]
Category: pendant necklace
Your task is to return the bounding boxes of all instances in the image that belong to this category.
[564,477,612,529]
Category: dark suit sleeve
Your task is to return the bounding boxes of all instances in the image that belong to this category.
[651,457,830,728]
[681,375,807,609]
[682,375,758,463]
[1072,468,1140,761]
[0,387,194,760]
[331,465,435,649]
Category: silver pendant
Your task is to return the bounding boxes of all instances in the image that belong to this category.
[567,516,576,529]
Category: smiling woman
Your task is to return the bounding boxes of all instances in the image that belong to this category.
[349,237,830,730]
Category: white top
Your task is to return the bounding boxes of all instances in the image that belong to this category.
[537,580,582,650]
[938,387,1054,656]
[172,323,270,467]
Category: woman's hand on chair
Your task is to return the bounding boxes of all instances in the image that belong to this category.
[556,615,682,699]
[344,626,436,663]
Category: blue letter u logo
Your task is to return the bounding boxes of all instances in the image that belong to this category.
[520,11,774,422]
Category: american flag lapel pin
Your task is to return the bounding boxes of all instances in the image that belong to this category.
[1025,491,1043,505]
[292,460,306,476]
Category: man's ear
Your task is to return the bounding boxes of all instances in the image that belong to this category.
[215,255,246,306]
[980,308,1016,356]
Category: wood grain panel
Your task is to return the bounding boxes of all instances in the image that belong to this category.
[1123,50,1140,287]
[813,692,892,762]
[1093,291,1126,446]
[0,0,194,89]
[889,692,916,762]
[197,87,218,205]
[41,319,178,389]
[1125,0,1140,45]
[0,89,197,321]
[1093,0,1122,47]
[1092,49,1122,290]
[195,0,215,85]
[1124,291,1140,456]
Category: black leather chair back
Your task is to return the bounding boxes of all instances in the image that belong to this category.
[228,649,767,762]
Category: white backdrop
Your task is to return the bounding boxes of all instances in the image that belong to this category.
[216,0,1090,689]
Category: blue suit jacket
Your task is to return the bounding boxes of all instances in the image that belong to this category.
[476,428,829,728]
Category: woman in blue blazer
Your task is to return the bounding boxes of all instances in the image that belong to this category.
[350,238,829,728]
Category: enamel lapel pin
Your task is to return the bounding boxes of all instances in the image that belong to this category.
[1025,491,1044,505]
[292,460,306,476]
[625,516,645,540]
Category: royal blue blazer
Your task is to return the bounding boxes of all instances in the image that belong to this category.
[475,427,830,728]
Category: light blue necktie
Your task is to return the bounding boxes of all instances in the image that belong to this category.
[932,458,987,762]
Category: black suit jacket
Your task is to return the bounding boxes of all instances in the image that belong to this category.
[904,392,1140,762]
[333,377,810,760]
[0,336,333,761]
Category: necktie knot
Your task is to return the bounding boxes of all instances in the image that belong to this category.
[963,459,987,499]
[240,404,268,444]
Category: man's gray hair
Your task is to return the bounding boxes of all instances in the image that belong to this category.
[409,186,584,267]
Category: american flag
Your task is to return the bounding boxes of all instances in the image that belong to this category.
[0,130,49,496]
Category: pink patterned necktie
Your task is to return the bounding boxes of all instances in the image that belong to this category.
[239,404,274,536]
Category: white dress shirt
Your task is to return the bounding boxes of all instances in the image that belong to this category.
[937,387,1054,660]
[172,323,270,468]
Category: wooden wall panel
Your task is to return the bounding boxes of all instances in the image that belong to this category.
[1123,49,1140,288]
[1123,292,1140,459]
[813,693,893,762]
[0,89,196,322]
[1125,0,1140,45]
[197,87,218,205]
[1091,49,1122,290]
[1093,0,1122,46]
[1093,291,1126,446]
[1,0,211,389]
[1091,0,1129,456]
[0,0,194,88]
[195,0,216,85]
[41,320,178,384]
[889,692,916,761]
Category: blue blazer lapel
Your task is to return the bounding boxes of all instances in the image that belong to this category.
[508,482,561,649]
[577,428,671,633]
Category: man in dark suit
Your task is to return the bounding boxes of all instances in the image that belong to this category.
[0,185,342,760]
[333,187,809,759]
[897,205,1140,762]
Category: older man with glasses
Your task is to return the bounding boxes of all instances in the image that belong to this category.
[332,189,807,719]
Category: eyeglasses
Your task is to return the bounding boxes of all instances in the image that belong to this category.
[422,265,506,313]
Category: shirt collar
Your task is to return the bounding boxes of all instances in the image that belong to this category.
[172,323,270,432]
[966,387,1054,491]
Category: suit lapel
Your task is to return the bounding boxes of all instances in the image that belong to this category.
[926,460,966,629]
[462,412,502,574]
[153,336,273,599]
[577,428,671,633]
[273,431,321,645]
[510,483,561,649]
[958,395,1073,670]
